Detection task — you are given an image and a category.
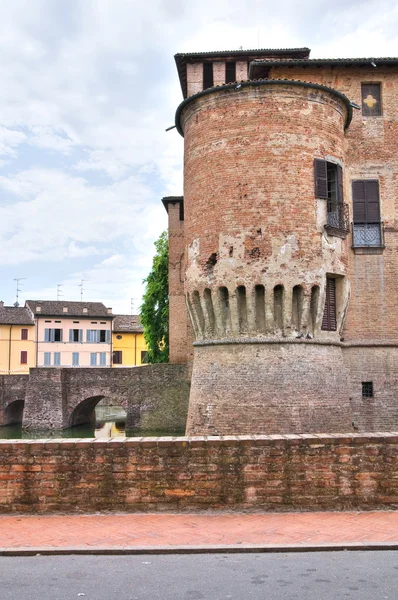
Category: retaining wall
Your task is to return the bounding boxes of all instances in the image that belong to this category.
[0,433,397,513]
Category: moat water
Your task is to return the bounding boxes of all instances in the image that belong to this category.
[0,405,185,439]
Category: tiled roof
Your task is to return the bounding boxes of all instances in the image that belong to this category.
[0,305,34,325]
[25,300,112,318]
[249,57,398,77]
[113,315,143,333]
[175,48,311,99]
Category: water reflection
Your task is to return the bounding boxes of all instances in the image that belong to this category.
[0,404,184,439]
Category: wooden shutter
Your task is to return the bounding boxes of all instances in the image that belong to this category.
[20,351,27,364]
[69,329,73,342]
[352,180,380,223]
[44,328,50,342]
[314,159,328,199]
[106,330,111,343]
[79,329,83,343]
[337,164,344,203]
[21,328,28,340]
[321,277,337,331]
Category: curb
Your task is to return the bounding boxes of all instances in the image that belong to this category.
[1,542,398,556]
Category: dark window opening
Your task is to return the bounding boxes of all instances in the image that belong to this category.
[314,159,349,236]
[21,328,28,340]
[352,179,383,248]
[362,381,374,398]
[203,62,214,90]
[99,330,107,342]
[225,62,236,83]
[20,351,28,365]
[321,277,337,331]
[116,334,122,340]
[141,351,148,364]
[361,83,381,116]
[72,329,80,342]
[113,351,122,364]
[54,328,62,342]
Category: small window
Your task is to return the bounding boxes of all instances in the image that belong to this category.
[113,350,123,364]
[321,277,337,331]
[91,322,98,324]
[203,62,214,90]
[116,335,122,340]
[361,83,381,116]
[20,351,28,365]
[72,352,79,367]
[141,351,148,364]
[100,322,106,324]
[362,381,374,398]
[352,180,383,248]
[45,320,51,323]
[44,352,51,366]
[55,321,61,323]
[73,321,80,324]
[225,62,236,83]
[53,352,61,366]
[21,328,28,340]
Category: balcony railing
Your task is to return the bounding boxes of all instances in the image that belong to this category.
[324,201,350,238]
[351,222,385,248]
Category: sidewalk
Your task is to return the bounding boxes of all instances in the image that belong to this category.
[1,511,398,555]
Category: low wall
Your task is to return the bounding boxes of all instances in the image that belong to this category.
[0,433,397,513]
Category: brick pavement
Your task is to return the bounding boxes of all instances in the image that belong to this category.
[1,511,398,554]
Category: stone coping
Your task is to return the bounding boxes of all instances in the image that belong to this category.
[1,432,398,447]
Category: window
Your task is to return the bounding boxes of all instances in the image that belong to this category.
[44,328,63,342]
[203,62,213,90]
[225,62,236,83]
[86,329,110,343]
[352,180,383,248]
[44,352,51,366]
[361,83,381,116]
[362,382,374,398]
[53,352,61,366]
[20,351,27,364]
[69,329,82,342]
[99,352,106,366]
[314,159,349,236]
[321,277,337,331]
[90,353,97,366]
[113,351,122,364]
[116,335,122,340]
[72,352,79,366]
[141,351,148,364]
[21,328,28,340]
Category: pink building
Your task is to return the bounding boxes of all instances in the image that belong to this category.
[26,301,114,368]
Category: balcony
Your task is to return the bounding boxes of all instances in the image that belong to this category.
[324,201,350,239]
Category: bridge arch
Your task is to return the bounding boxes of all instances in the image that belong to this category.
[5,400,25,425]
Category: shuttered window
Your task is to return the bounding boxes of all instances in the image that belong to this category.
[90,353,97,366]
[352,180,382,247]
[21,328,28,340]
[54,352,61,366]
[361,83,381,116]
[20,351,28,364]
[44,352,51,366]
[315,159,349,235]
[99,352,106,366]
[72,352,79,366]
[113,351,122,364]
[321,277,337,331]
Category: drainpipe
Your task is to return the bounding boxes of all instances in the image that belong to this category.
[8,325,12,375]
[36,319,39,368]
[134,333,137,366]
[110,321,113,368]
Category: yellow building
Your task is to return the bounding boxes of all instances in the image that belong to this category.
[0,302,36,375]
[112,315,148,367]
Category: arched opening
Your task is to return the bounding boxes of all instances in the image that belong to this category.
[218,286,230,335]
[5,400,24,425]
[236,285,248,333]
[203,288,215,335]
[254,284,266,333]
[273,285,284,331]
[310,284,320,333]
[70,395,127,436]
[292,285,304,332]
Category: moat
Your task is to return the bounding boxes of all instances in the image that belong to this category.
[0,405,184,439]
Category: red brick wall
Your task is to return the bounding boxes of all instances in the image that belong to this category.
[1,434,398,513]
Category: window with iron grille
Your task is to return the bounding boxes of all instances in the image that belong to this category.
[361,83,381,116]
[362,381,374,398]
[352,180,383,247]
[314,159,349,237]
[321,277,337,331]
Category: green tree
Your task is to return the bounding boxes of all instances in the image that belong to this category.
[140,231,169,363]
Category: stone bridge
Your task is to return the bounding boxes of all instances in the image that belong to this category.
[0,364,190,431]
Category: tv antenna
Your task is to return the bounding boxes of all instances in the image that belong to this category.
[79,279,88,302]
[131,298,139,315]
[13,278,26,307]
[57,284,63,301]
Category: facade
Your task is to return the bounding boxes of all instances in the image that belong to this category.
[112,315,148,367]
[165,47,398,435]
[0,302,35,375]
[26,301,113,368]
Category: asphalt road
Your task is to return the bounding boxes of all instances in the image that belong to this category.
[1,551,398,599]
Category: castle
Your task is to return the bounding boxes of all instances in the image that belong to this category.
[163,47,398,436]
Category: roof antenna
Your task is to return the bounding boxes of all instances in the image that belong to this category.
[131,297,138,316]
[79,279,88,302]
[13,278,26,307]
[57,284,63,301]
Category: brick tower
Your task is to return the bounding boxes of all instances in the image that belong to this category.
[166,48,398,435]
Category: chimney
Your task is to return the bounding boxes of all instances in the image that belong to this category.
[0,301,3,309]
[36,305,41,312]
[63,307,68,313]
[107,307,112,314]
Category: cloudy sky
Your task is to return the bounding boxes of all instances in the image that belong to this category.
[1,0,397,313]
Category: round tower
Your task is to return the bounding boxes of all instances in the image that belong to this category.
[176,80,353,435]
